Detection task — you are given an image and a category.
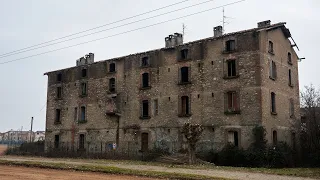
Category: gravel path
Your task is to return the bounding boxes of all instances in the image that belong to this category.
[0,156,317,180]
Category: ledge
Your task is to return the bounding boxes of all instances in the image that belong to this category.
[289,84,294,88]
[54,121,61,125]
[269,76,276,81]
[107,71,117,74]
[177,58,191,62]
[271,112,277,115]
[223,75,239,80]
[139,116,151,120]
[224,110,241,115]
[178,81,192,85]
[55,97,63,101]
[140,65,151,68]
[268,50,275,55]
[78,120,87,124]
[79,94,88,98]
[178,114,192,117]
[140,86,152,90]
[288,61,293,65]
[222,50,237,54]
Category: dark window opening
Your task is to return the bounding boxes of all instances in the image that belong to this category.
[142,73,149,88]
[141,132,149,152]
[180,67,189,83]
[269,41,274,53]
[141,57,149,67]
[81,82,87,96]
[288,52,292,64]
[79,134,85,149]
[109,63,116,72]
[109,78,116,92]
[271,92,276,113]
[55,109,61,123]
[181,96,190,115]
[80,106,86,121]
[269,61,277,79]
[227,91,238,112]
[142,100,149,118]
[54,135,60,149]
[57,87,62,99]
[289,69,292,86]
[228,131,239,147]
[273,130,277,145]
[57,73,62,82]
[227,60,236,77]
[180,49,189,60]
[74,107,78,121]
[226,40,235,51]
[81,69,87,78]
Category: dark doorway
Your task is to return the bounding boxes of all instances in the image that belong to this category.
[141,133,149,152]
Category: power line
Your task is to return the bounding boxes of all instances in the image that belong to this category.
[0,0,191,58]
[0,0,245,65]
[0,0,215,59]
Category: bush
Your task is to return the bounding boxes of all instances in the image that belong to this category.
[266,142,294,168]
[215,144,248,167]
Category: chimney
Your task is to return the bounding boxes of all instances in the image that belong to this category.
[213,26,223,37]
[165,33,183,48]
[76,53,94,66]
[257,20,271,28]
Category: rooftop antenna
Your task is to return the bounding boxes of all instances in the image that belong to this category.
[221,7,235,34]
[182,23,187,41]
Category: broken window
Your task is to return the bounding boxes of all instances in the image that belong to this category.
[226,40,235,52]
[79,134,85,149]
[289,69,292,86]
[57,87,62,99]
[109,63,116,72]
[289,98,294,117]
[57,73,62,82]
[54,135,60,149]
[181,96,190,115]
[227,60,236,77]
[55,109,61,123]
[80,106,86,121]
[141,57,149,67]
[180,49,189,60]
[153,99,158,116]
[268,41,274,53]
[74,107,78,122]
[180,67,189,83]
[226,91,239,112]
[269,60,277,80]
[271,92,276,113]
[228,131,239,147]
[273,130,277,145]
[142,73,149,88]
[288,52,292,64]
[141,100,149,118]
[109,78,116,92]
[81,69,87,78]
[81,82,87,96]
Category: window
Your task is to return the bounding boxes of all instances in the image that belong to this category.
[141,57,149,67]
[226,91,239,112]
[74,107,78,121]
[180,49,189,60]
[226,40,235,52]
[288,52,292,64]
[80,106,86,121]
[180,67,189,83]
[228,131,239,147]
[142,73,149,88]
[227,60,236,77]
[141,100,149,118]
[81,82,87,96]
[109,78,116,92]
[271,92,276,113]
[57,87,62,99]
[269,60,277,80]
[153,99,158,116]
[288,69,292,86]
[54,135,60,149]
[273,130,277,145]
[79,134,85,149]
[109,63,116,72]
[181,96,190,116]
[55,109,61,123]
[268,41,274,54]
[81,69,87,78]
[57,73,62,82]
[289,98,294,117]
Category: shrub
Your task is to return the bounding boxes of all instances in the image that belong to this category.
[215,144,248,167]
[266,142,294,168]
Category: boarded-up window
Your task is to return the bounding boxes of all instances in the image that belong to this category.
[181,96,190,115]
[226,91,239,112]
[228,131,239,147]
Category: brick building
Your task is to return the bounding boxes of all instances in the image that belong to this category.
[44,20,300,153]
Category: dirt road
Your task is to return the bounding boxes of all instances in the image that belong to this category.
[0,145,7,155]
[0,165,159,180]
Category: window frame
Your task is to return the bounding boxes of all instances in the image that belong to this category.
[141,72,150,89]
[81,68,87,78]
[287,52,292,65]
[56,73,62,82]
[109,78,116,93]
[178,48,190,61]
[269,60,277,80]
[140,99,150,119]
[56,86,62,99]
[179,95,191,117]
[109,62,116,73]
[55,109,61,124]
[141,56,150,67]
[80,82,88,97]
[271,92,277,114]
[80,106,86,122]
[268,41,274,54]
[225,91,240,114]
[225,40,236,52]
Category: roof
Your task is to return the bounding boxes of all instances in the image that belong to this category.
[44,22,291,75]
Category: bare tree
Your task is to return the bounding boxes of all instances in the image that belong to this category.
[181,123,203,164]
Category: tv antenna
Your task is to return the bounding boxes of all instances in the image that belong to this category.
[221,7,235,34]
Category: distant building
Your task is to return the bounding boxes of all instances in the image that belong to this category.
[34,131,45,142]
[0,130,45,144]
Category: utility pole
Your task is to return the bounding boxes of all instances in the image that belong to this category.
[30,117,33,142]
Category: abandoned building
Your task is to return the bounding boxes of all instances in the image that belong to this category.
[44,20,300,154]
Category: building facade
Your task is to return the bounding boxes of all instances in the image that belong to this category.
[44,20,300,153]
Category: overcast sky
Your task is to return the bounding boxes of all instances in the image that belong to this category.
[0,0,318,132]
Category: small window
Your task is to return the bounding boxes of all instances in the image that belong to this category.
[54,135,60,149]
[228,131,239,147]
[81,82,87,96]
[109,78,116,92]
[109,63,116,72]
[271,92,276,113]
[226,91,239,112]
[57,73,62,82]
[269,60,277,80]
[288,52,292,64]
[79,134,85,149]
[80,106,86,121]
[74,107,78,121]
[141,100,149,118]
[180,49,189,60]
[142,73,149,88]
[141,57,149,67]
[226,40,235,52]
[57,87,62,99]
[288,69,292,86]
[180,67,189,83]
[227,60,236,77]
[289,98,294,117]
[181,96,190,115]
[268,41,274,54]
[273,130,277,145]
[55,109,61,123]
[81,69,87,78]
[153,99,158,116]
